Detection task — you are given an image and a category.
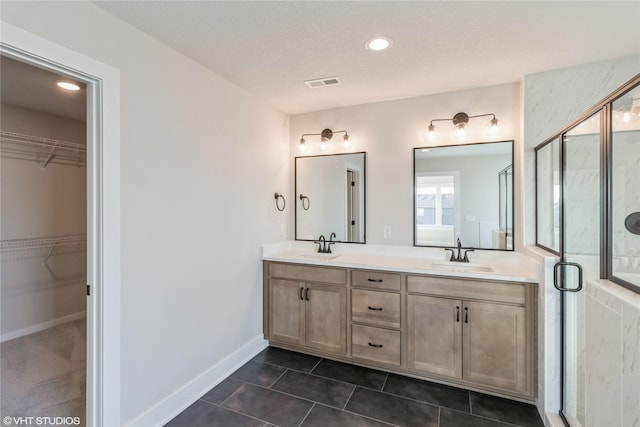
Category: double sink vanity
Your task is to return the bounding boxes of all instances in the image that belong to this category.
[264,138,537,401]
[262,243,538,401]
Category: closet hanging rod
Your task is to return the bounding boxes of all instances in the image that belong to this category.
[0,234,87,252]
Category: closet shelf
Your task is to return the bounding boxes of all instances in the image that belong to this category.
[0,234,87,253]
[0,130,86,168]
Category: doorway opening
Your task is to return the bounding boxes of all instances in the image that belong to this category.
[0,53,88,424]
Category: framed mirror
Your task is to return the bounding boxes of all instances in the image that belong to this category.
[414,141,514,250]
[295,152,366,243]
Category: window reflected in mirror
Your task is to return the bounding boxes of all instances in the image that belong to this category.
[414,141,514,250]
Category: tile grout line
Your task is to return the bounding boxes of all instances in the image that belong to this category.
[370,387,450,410]
[268,367,289,388]
[380,372,390,391]
[209,401,272,426]
[341,385,357,410]
[309,357,323,373]
[251,381,319,405]
[297,402,316,427]
[254,359,321,375]
[440,406,525,427]
[216,379,248,407]
[305,370,386,391]
[337,404,401,427]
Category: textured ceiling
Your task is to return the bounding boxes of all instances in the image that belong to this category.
[94,1,640,115]
[1,56,86,121]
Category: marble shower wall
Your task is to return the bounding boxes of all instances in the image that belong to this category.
[522,55,640,423]
[584,280,640,427]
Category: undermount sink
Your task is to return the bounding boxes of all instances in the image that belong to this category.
[296,252,340,261]
[430,261,493,273]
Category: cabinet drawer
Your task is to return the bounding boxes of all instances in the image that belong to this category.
[352,289,400,328]
[352,270,401,290]
[352,324,400,366]
[407,275,526,305]
[268,262,347,285]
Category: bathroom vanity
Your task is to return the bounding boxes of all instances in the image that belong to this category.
[262,246,538,401]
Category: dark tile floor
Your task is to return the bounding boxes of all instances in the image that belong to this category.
[166,347,544,427]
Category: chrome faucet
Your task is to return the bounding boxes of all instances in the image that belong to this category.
[316,233,337,253]
[316,235,326,253]
[445,238,474,263]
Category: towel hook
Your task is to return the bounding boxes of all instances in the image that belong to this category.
[274,193,286,211]
[299,194,310,210]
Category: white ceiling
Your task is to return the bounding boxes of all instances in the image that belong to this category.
[0,56,86,121]
[94,1,640,115]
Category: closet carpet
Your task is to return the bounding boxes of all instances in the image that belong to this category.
[0,319,86,426]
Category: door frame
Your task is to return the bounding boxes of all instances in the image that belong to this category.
[1,22,122,426]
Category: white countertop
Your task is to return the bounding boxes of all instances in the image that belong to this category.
[262,241,539,283]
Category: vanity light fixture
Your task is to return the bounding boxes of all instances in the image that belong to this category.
[56,81,80,91]
[425,112,499,141]
[299,128,351,152]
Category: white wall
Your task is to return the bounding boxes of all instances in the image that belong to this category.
[522,55,640,424]
[1,2,289,425]
[0,104,86,338]
[290,82,521,246]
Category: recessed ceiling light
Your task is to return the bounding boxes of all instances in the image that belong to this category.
[56,81,80,91]
[366,36,393,52]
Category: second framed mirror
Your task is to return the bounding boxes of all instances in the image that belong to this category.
[414,141,514,250]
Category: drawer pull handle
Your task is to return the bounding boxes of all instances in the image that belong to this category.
[305,288,310,301]
[299,287,304,300]
[456,306,460,322]
[368,306,383,311]
[368,342,383,348]
[367,278,383,283]
[464,307,469,323]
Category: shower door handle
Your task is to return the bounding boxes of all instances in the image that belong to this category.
[553,262,583,292]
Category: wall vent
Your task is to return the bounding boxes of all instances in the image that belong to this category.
[304,76,342,88]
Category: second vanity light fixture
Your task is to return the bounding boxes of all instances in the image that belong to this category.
[299,128,351,152]
[425,112,499,141]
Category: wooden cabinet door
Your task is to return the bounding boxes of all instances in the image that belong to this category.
[462,301,526,392]
[305,283,347,354]
[268,279,305,346]
[407,294,462,378]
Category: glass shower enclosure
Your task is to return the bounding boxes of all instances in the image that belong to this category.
[535,75,640,426]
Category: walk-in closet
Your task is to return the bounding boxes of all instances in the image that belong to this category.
[0,56,87,422]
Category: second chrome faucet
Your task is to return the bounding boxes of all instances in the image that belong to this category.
[445,238,474,263]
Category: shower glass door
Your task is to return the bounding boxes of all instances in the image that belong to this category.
[558,111,602,427]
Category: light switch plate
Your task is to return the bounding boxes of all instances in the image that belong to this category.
[383,226,392,239]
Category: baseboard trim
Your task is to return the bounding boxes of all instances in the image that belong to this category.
[126,334,268,427]
[0,311,86,343]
